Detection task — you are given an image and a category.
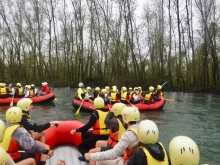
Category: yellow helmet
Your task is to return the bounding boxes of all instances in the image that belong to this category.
[6,107,22,123]
[138,120,159,144]
[121,87,127,92]
[94,97,104,109]
[86,86,91,91]
[0,147,7,165]
[105,86,110,91]
[17,98,33,112]
[2,83,6,87]
[121,107,140,124]
[95,87,100,91]
[149,86,154,92]
[111,103,126,116]
[101,89,107,94]
[0,120,5,143]
[169,136,200,165]
[16,83,21,87]
[157,85,162,90]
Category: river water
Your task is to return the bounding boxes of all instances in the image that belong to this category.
[0,87,219,165]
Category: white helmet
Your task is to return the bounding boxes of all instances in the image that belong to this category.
[0,120,5,142]
[0,147,7,165]
[169,136,200,165]
[138,120,159,144]
[121,107,140,124]
[111,103,126,116]
[5,107,23,123]
[17,98,33,112]
[78,82,84,87]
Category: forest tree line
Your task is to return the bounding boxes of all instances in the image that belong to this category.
[0,0,219,92]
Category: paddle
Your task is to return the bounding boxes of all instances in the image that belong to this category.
[165,98,175,102]
[127,100,137,108]
[75,99,84,115]
[153,81,167,95]
[10,94,15,107]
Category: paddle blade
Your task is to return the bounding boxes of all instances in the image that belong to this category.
[10,102,13,107]
[75,108,80,115]
[54,97,58,101]
[166,99,175,102]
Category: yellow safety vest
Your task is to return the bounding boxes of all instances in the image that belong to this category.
[93,110,110,135]
[140,142,169,165]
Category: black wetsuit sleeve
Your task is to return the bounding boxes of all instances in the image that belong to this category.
[76,111,98,132]
[20,116,51,133]
[128,148,147,165]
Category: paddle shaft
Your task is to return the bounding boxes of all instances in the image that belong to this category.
[153,81,167,95]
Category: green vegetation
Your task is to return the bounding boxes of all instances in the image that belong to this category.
[0,0,219,93]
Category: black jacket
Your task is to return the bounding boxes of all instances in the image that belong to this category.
[20,113,50,133]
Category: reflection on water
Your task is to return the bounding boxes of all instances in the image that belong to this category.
[0,89,219,164]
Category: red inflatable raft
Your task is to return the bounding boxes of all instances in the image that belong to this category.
[72,97,166,112]
[0,92,56,105]
[39,120,87,165]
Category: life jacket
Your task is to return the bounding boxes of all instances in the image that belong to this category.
[158,91,163,98]
[145,92,153,101]
[93,110,110,135]
[123,127,138,163]
[75,88,86,99]
[16,87,23,96]
[138,90,143,97]
[110,92,118,102]
[120,92,128,101]
[29,89,35,98]
[139,142,169,165]
[45,85,50,94]
[0,125,21,160]
[22,114,32,134]
[107,118,126,148]
[0,87,7,95]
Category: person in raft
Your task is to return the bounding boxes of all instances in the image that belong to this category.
[8,84,15,97]
[0,107,54,165]
[0,119,66,165]
[29,84,38,97]
[169,136,200,165]
[0,83,8,98]
[75,82,93,103]
[70,97,110,162]
[143,86,155,104]
[84,107,140,165]
[87,103,127,165]
[127,119,170,165]
[130,87,141,104]
[14,83,24,98]
[152,85,163,101]
[39,82,50,96]
[17,98,60,164]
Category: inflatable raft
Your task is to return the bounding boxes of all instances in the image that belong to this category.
[44,120,87,165]
[0,92,56,105]
[72,97,166,112]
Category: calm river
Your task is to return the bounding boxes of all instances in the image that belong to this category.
[0,87,219,165]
